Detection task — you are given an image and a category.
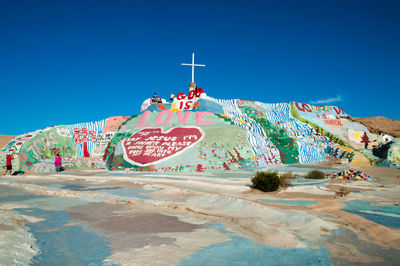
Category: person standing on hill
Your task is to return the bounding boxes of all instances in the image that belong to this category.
[5,153,12,175]
[54,154,62,172]
[151,93,158,104]
[169,93,175,103]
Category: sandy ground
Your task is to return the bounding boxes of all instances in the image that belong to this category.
[0,166,399,265]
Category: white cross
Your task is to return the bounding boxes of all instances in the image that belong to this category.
[181,53,206,83]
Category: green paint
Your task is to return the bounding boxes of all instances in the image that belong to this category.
[238,104,299,164]
[18,127,76,169]
[289,102,349,147]
[107,111,255,172]
[214,114,234,125]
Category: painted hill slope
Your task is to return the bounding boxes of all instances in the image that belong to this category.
[1,91,399,173]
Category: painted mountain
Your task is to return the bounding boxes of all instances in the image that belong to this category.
[1,89,399,174]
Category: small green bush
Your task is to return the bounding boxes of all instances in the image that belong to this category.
[251,171,280,192]
[305,170,326,179]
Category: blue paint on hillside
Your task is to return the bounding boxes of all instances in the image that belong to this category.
[144,103,171,112]
[193,99,224,113]
[258,199,318,206]
[177,223,331,265]
[342,200,400,229]
[16,207,115,266]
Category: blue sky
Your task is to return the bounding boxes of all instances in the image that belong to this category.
[1,0,399,135]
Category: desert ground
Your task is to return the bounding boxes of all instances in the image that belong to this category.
[0,162,399,265]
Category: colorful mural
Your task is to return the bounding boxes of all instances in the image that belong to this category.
[388,139,400,166]
[3,92,399,174]
[67,120,106,158]
[122,127,204,166]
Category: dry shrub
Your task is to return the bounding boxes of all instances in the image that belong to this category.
[305,170,326,179]
[279,172,296,187]
[336,187,350,197]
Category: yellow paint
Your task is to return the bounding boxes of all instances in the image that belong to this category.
[170,103,179,112]
[340,146,370,167]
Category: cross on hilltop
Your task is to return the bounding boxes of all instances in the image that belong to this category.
[181,53,206,83]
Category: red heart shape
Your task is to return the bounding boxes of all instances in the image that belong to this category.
[122,127,203,166]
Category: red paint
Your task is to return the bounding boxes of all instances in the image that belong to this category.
[195,88,204,96]
[295,102,312,112]
[179,101,193,110]
[175,89,205,110]
[196,164,204,172]
[333,106,345,115]
[188,90,196,100]
[73,128,97,157]
[323,119,343,127]
[185,101,192,109]
[177,93,186,100]
[123,127,203,166]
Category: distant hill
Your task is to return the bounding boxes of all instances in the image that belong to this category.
[352,117,400,138]
[0,135,15,149]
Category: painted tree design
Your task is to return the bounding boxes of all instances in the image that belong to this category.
[223,162,230,170]
[270,153,278,164]
[233,147,244,161]
[333,148,339,158]
[73,128,97,157]
[228,151,239,164]
[360,132,370,149]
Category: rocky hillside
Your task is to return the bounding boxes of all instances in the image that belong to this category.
[352,117,400,138]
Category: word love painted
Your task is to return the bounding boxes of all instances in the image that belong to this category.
[122,127,203,166]
[137,111,213,127]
